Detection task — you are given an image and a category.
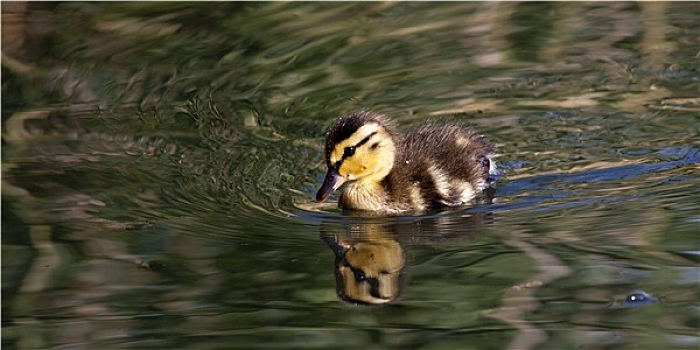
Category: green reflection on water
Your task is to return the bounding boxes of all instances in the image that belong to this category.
[2,1,699,349]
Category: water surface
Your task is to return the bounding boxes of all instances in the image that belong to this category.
[2,2,699,349]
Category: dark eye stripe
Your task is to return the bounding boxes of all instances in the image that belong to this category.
[336,132,378,167]
[355,132,377,149]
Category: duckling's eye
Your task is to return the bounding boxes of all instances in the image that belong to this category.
[344,146,356,158]
[350,267,366,281]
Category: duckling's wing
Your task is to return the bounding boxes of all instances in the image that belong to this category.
[400,124,497,205]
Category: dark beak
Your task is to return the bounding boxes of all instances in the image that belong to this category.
[320,233,350,258]
[316,168,346,202]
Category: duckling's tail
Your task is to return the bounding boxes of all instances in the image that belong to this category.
[486,158,500,183]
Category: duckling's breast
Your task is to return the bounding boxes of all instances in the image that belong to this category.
[339,181,390,212]
[340,176,422,212]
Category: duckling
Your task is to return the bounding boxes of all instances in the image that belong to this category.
[321,223,405,305]
[316,110,498,212]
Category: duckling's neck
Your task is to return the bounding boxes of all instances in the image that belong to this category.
[340,181,388,211]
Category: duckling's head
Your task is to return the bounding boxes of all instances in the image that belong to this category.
[316,111,397,202]
[321,227,405,305]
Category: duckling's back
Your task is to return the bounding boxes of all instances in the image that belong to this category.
[384,123,497,210]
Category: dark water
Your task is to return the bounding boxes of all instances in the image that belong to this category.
[2,2,699,349]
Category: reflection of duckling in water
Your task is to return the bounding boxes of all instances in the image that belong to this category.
[320,212,493,305]
[316,110,498,213]
[321,223,405,305]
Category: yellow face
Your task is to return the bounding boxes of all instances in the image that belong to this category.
[331,123,395,181]
[336,238,404,304]
[316,122,396,202]
[322,224,405,305]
